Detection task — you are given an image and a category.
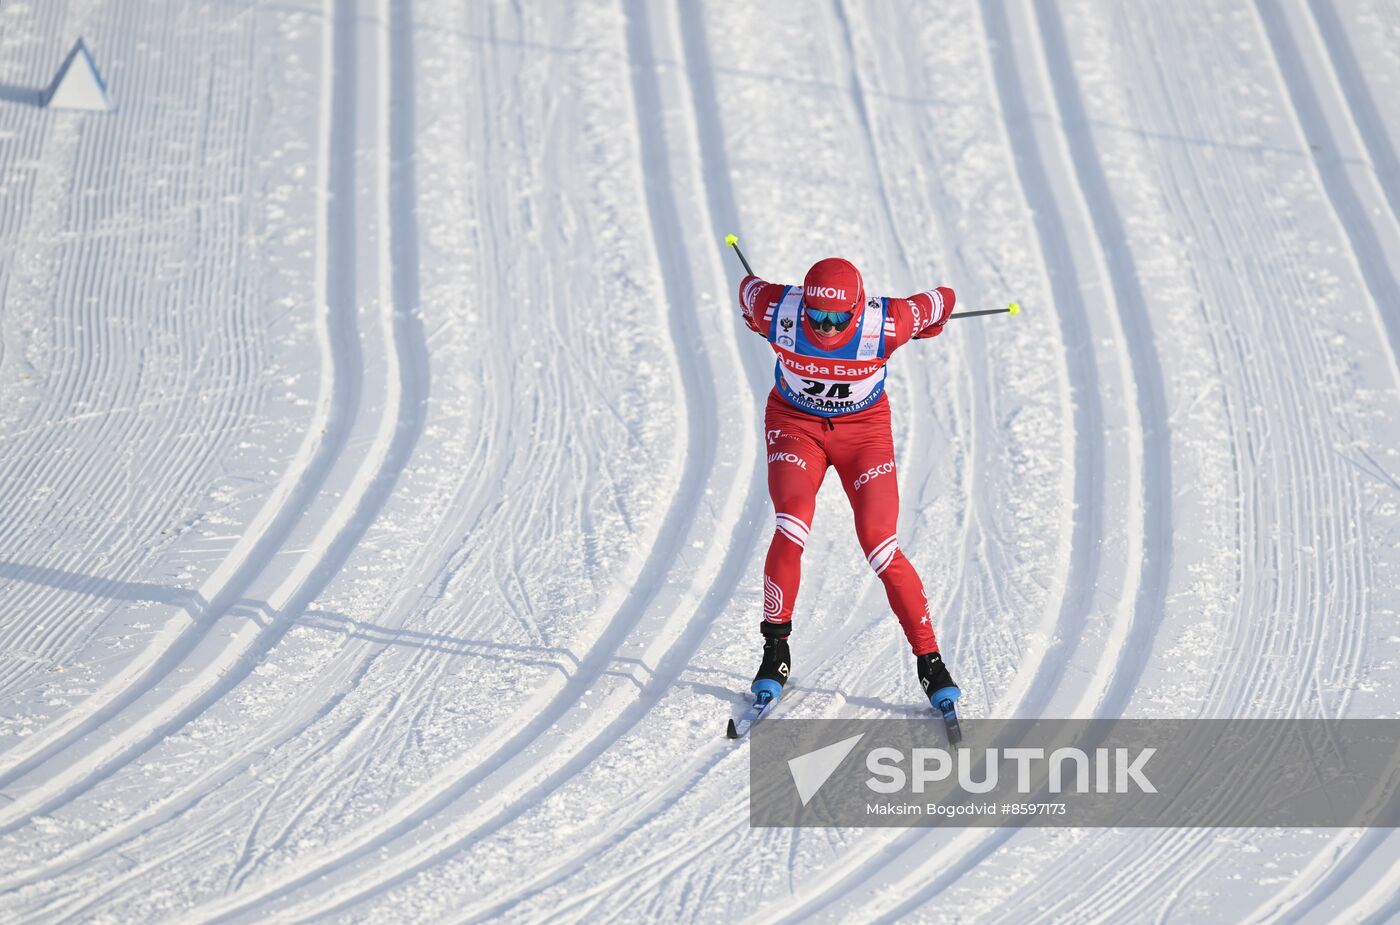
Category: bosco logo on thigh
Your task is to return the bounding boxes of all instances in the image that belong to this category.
[852,459,895,491]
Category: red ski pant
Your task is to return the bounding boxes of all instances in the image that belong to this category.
[761,390,938,655]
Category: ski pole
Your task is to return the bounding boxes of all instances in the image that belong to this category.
[724,233,754,276]
[949,302,1020,320]
[915,301,1019,337]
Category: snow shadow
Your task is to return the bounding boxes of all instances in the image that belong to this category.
[0,83,43,106]
[2,561,937,717]
[0,560,645,686]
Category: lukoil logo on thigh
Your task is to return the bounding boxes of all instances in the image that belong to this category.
[768,451,808,469]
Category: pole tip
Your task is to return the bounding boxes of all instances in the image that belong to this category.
[1008,302,1021,316]
[724,233,739,247]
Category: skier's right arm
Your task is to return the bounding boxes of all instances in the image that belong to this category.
[739,275,785,335]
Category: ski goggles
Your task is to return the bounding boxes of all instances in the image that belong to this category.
[805,308,853,326]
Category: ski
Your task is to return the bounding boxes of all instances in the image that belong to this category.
[727,690,780,739]
[933,696,963,745]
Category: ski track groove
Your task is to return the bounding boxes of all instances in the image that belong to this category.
[1184,3,1395,922]
[0,6,269,704]
[2,2,1394,922]
[1029,0,1171,721]
[768,0,1181,918]
[311,4,867,917]
[33,0,443,906]
[241,1,878,918]
[747,1,1133,919]
[1091,0,1380,908]
[740,6,1060,921]
[0,0,362,798]
[2,0,429,905]
[1269,0,1400,384]
[988,1,1375,920]
[161,0,767,918]
[482,0,1105,918]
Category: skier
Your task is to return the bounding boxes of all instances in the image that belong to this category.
[739,256,960,713]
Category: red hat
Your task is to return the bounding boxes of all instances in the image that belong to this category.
[803,257,864,314]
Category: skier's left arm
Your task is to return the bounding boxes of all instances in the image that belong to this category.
[885,286,956,352]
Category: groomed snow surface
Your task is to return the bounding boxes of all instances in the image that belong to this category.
[1,1,1398,922]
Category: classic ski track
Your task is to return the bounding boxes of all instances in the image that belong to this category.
[215,0,982,916]
[0,0,430,863]
[0,0,356,788]
[911,0,1371,918]
[1195,3,1396,921]
[0,0,449,905]
[289,0,687,843]
[758,0,1181,919]
[0,7,268,704]
[253,3,584,839]
[988,1,1379,920]
[158,0,769,918]
[6,0,649,904]
[367,2,933,915]
[1267,0,1400,385]
[741,4,1110,921]
[214,0,560,858]
[0,4,233,673]
[3,3,1392,922]
[1025,0,1171,722]
[453,0,1064,912]
[471,0,1110,919]
[1084,0,1390,913]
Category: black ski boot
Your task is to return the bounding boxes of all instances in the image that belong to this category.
[916,651,960,709]
[752,621,791,704]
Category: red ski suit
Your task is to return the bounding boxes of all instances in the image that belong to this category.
[740,274,955,655]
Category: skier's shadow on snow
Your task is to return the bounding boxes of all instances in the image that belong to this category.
[0,560,650,683]
[0,83,43,106]
[0,561,927,714]
[0,558,575,665]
